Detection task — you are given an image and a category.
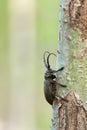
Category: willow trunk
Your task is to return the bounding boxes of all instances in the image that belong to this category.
[51,0,87,130]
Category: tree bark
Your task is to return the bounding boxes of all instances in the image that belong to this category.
[51,0,87,129]
[51,91,87,130]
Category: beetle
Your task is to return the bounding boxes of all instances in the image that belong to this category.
[43,51,67,105]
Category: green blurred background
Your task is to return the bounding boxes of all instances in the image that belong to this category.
[0,0,59,130]
[36,1,59,130]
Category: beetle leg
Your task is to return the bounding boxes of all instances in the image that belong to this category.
[55,95,68,102]
[52,67,64,73]
[57,82,67,87]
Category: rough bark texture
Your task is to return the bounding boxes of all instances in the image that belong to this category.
[51,91,87,130]
[51,0,87,130]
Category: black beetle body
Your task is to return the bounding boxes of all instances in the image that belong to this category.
[43,51,66,105]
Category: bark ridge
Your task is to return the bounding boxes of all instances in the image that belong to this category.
[51,91,87,130]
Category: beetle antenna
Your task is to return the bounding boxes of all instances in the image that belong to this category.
[43,51,50,69]
[47,53,56,69]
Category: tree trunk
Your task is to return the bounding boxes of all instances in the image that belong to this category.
[51,0,87,129]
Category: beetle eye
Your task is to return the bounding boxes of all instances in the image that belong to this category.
[49,75,56,79]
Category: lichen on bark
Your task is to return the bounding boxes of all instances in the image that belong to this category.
[56,0,87,103]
